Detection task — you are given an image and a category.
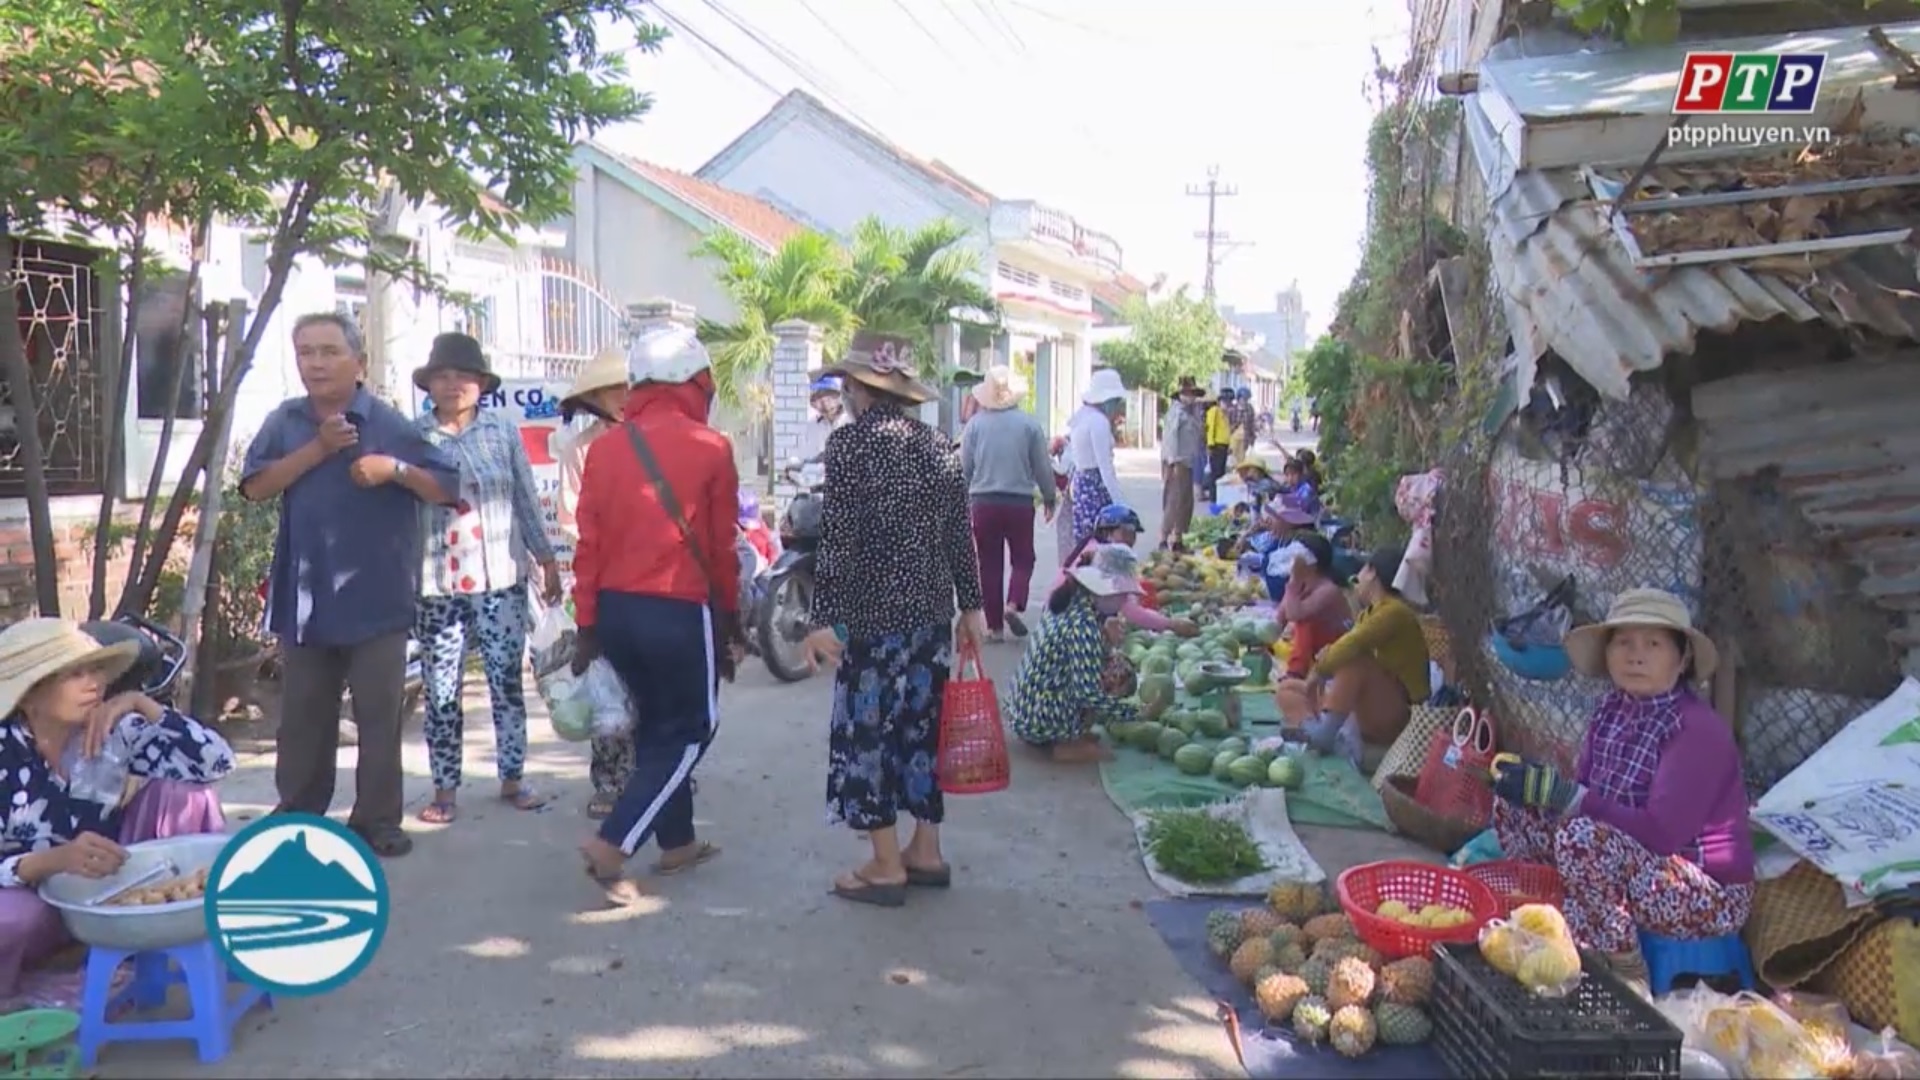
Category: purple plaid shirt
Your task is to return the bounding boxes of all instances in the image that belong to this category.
[1578,687,1702,862]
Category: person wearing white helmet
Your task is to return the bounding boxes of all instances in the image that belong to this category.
[569,323,746,906]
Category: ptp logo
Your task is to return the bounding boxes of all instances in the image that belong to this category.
[1673,53,1826,114]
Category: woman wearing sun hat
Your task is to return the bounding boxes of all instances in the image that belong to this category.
[410,332,562,825]
[799,330,986,908]
[1065,368,1129,548]
[1006,544,1145,764]
[1488,588,1753,992]
[552,346,635,819]
[961,364,1055,642]
[0,619,233,994]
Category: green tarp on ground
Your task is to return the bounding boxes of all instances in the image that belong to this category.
[1098,689,1391,831]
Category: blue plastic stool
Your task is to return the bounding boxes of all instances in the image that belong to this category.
[1637,929,1756,996]
[76,940,272,1065]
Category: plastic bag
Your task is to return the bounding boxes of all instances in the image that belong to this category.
[1496,575,1575,649]
[1692,990,1827,1079]
[1477,903,1582,998]
[579,658,634,741]
[1854,1029,1920,1079]
[543,671,593,742]
[1775,990,1852,1045]
[528,593,577,680]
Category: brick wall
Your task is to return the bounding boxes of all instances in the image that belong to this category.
[0,497,141,622]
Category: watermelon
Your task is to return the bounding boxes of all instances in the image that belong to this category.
[1140,653,1175,677]
[1216,736,1249,758]
[1211,750,1239,781]
[1139,674,1176,709]
[1173,743,1214,775]
[1131,722,1166,751]
[1268,756,1305,790]
[1193,708,1230,739]
[1227,755,1267,786]
[1156,727,1189,759]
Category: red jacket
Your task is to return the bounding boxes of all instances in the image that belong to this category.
[571,379,741,629]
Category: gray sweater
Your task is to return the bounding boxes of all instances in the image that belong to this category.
[961,406,1056,508]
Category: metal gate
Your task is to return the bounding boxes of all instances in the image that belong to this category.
[1,237,107,497]
[480,255,625,385]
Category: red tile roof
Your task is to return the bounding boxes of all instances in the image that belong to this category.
[605,149,807,249]
[1092,272,1150,318]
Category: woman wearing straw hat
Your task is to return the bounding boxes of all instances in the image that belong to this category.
[0,619,233,995]
[410,333,562,825]
[1007,544,1146,763]
[960,364,1055,642]
[1488,588,1754,992]
[553,347,636,819]
[1065,368,1129,549]
[799,330,986,908]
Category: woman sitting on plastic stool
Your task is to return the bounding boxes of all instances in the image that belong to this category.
[1286,547,1429,770]
[1488,588,1753,994]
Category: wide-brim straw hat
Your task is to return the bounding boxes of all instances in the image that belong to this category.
[411,332,502,396]
[1564,587,1720,682]
[970,365,1028,410]
[0,618,141,719]
[562,348,629,408]
[825,330,937,404]
[1234,457,1271,478]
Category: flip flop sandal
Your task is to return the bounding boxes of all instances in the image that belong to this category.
[356,826,415,857]
[831,870,908,908]
[586,793,617,820]
[581,861,648,907]
[502,785,551,811]
[418,799,458,825]
[653,841,721,876]
[905,864,952,889]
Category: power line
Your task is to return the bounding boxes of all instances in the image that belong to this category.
[643,2,782,97]
[1002,0,1134,44]
[932,0,1000,54]
[793,0,908,97]
[970,0,1028,52]
[1187,166,1250,301]
[886,0,962,67]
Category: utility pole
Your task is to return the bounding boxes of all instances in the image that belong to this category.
[1186,166,1249,301]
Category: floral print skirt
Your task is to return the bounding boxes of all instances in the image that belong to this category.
[827,622,953,831]
[1494,802,1754,954]
[1070,471,1113,547]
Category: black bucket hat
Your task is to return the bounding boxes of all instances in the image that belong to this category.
[412,332,501,395]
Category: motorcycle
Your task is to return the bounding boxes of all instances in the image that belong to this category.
[80,613,188,703]
[757,459,825,683]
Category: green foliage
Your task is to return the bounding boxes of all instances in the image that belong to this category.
[207,468,281,661]
[1300,337,1455,544]
[1093,287,1228,394]
[1553,0,1889,44]
[696,216,999,413]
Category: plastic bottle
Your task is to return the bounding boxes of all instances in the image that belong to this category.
[61,737,131,806]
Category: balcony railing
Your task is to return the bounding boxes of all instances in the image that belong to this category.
[990,200,1122,275]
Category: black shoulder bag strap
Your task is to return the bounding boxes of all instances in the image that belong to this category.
[622,422,720,613]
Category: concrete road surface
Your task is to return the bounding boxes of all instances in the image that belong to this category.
[104,442,1420,1079]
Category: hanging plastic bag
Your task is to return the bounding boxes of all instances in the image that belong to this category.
[528,593,586,739]
[579,658,634,741]
[544,670,593,742]
[1854,1029,1920,1079]
[1496,575,1576,650]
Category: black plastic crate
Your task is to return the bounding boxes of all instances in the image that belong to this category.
[1429,942,1682,1078]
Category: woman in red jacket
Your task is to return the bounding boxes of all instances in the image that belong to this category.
[569,323,748,907]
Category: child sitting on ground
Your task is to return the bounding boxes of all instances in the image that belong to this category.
[1058,504,1199,637]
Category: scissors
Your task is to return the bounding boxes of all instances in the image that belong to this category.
[1441,706,1494,771]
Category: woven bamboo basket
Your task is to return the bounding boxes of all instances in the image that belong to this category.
[1420,615,1456,685]
[1381,773,1486,855]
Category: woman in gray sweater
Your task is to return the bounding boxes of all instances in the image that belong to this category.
[960,366,1056,642]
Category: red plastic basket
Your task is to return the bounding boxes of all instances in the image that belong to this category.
[1336,860,1504,960]
[1464,860,1565,915]
[936,643,1010,794]
[1411,707,1498,827]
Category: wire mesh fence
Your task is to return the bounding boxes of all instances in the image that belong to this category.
[1430,369,1903,794]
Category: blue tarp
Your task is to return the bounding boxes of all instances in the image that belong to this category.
[1144,898,1447,1080]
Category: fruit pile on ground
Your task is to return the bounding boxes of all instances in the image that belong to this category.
[1206,881,1436,1058]
[1141,550,1271,617]
[1375,899,1473,929]
[1104,721,1308,792]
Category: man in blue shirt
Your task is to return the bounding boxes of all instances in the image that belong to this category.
[241,312,458,858]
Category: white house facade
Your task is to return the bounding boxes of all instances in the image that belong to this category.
[695,90,1127,435]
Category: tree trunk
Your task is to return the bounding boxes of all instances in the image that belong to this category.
[88,216,153,618]
[0,230,63,616]
[181,298,246,719]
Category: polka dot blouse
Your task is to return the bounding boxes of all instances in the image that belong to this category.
[809,400,984,640]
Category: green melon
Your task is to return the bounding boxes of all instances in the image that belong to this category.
[1140,653,1175,677]
[1227,755,1267,786]
[1211,750,1239,781]
[1268,756,1305,790]
[1193,708,1230,739]
[1131,722,1166,751]
[1156,727,1190,759]
[1169,709,1199,735]
[1139,674,1176,709]
[1216,736,1249,758]
[1173,743,1214,775]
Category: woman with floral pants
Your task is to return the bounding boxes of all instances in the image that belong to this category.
[411,334,562,824]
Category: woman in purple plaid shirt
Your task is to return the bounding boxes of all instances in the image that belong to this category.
[1487,588,1754,994]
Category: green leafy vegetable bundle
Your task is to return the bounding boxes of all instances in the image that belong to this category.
[1143,809,1269,884]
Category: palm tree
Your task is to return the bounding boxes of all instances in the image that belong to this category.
[694,229,855,413]
[841,217,998,373]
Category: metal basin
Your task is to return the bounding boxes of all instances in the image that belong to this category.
[38,833,232,951]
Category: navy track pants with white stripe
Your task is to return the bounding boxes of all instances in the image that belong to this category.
[593,592,718,856]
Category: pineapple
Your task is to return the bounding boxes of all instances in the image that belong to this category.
[1312,936,1380,967]
[1378,956,1434,1006]
[1293,996,1333,1045]
[1268,940,1307,974]
[1326,956,1377,1011]
[1253,970,1311,1024]
[1374,1002,1433,1046]
[1267,880,1328,920]
[1302,912,1355,945]
[1206,909,1246,960]
[1268,923,1306,952]
[1230,936,1275,984]
[1329,1004,1378,1058]
[1298,956,1333,997]
[1239,907,1287,939]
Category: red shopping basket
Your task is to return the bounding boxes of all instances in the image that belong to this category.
[1411,706,1497,827]
[937,642,1010,794]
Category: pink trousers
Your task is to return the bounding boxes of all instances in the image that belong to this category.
[0,779,225,994]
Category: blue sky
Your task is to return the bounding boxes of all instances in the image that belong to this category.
[596,0,1412,337]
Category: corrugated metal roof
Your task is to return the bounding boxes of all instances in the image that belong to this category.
[1693,357,1920,670]
[1486,156,1920,400]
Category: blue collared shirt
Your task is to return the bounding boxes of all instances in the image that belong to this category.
[243,386,460,647]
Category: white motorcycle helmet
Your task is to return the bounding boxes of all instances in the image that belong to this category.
[626,323,712,385]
